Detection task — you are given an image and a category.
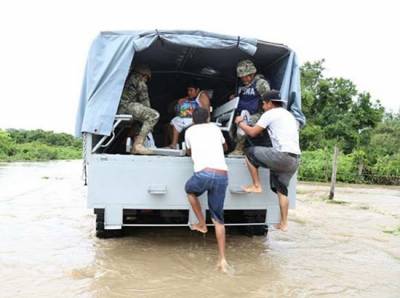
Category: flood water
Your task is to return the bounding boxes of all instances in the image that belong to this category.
[0,161,399,298]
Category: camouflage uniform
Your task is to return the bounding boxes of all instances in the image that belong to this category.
[117,72,159,140]
[231,60,270,155]
[233,75,270,152]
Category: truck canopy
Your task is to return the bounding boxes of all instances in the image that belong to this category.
[75,30,304,137]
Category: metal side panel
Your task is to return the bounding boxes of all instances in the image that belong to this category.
[87,154,297,222]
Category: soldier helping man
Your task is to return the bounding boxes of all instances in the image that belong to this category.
[230,60,271,155]
[117,64,159,155]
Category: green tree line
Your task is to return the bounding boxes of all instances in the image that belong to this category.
[0,129,81,161]
[298,60,400,184]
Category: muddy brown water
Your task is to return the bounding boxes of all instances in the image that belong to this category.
[0,161,399,298]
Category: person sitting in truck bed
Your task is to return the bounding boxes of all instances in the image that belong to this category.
[117,64,159,155]
[166,82,210,149]
[229,60,270,156]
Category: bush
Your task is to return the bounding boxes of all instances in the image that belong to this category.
[0,130,16,158]
[0,129,82,162]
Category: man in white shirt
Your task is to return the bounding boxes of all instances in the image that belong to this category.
[185,107,229,271]
[234,90,301,231]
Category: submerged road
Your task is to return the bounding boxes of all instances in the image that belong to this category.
[0,161,399,297]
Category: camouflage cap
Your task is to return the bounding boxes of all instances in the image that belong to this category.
[236,59,257,77]
[134,64,152,79]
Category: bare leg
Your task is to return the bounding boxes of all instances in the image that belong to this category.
[188,193,207,233]
[212,219,229,272]
[168,125,180,148]
[242,157,262,193]
[164,123,171,146]
[277,191,289,231]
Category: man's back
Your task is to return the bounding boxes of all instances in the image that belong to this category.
[185,123,227,172]
[257,107,301,155]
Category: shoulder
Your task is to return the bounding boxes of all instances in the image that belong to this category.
[134,76,148,92]
[185,125,195,135]
[199,90,209,98]
[255,75,270,96]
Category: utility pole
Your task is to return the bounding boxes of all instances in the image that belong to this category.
[329,144,339,200]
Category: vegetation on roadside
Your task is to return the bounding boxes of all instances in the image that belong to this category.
[0,129,81,161]
[384,226,400,236]
[299,60,400,185]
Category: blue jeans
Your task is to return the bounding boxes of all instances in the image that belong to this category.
[185,170,228,224]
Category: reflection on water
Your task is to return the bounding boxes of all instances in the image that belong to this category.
[0,161,399,297]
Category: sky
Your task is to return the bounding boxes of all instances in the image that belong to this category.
[0,0,399,134]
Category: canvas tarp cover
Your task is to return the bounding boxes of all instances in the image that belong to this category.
[75,30,304,137]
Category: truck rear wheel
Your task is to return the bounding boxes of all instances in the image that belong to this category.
[95,209,124,239]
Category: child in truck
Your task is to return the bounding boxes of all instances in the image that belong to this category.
[167,82,210,149]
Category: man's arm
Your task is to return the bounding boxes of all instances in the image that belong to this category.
[223,142,228,152]
[198,92,210,111]
[235,116,264,137]
[137,80,151,107]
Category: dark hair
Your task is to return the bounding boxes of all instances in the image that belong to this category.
[186,80,200,90]
[192,108,209,124]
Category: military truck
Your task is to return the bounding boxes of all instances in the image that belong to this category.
[75,30,304,238]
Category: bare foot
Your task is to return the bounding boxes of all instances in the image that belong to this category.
[242,184,262,193]
[279,222,288,232]
[165,144,177,149]
[190,223,208,234]
[217,259,230,273]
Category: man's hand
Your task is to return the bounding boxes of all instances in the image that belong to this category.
[235,116,244,125]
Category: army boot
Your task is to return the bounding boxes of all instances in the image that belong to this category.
[132,135,154,155]
[228,140,245,156]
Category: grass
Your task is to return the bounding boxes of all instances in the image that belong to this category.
[383,226,400,236]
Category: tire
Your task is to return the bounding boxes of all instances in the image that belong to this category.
[95,209,124,239]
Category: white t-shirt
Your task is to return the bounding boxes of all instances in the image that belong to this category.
[256,107,301,155]
[185,123,228,172]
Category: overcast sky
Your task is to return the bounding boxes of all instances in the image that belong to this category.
[0,0,398,134]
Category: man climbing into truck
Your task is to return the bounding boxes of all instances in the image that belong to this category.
[234,90,301,231]
[184,107,230,271]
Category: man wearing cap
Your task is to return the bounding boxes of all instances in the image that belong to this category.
[117,64,160,155]
[234,90,301,231]
[230,59,271,155]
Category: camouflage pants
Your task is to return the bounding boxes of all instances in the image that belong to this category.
[235,112,262,146]
[118,102,160,138]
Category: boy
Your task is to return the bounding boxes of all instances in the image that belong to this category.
[184,108,229,271]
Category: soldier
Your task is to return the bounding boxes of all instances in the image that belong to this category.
[117,64,159,155]
[230,60,270,155]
